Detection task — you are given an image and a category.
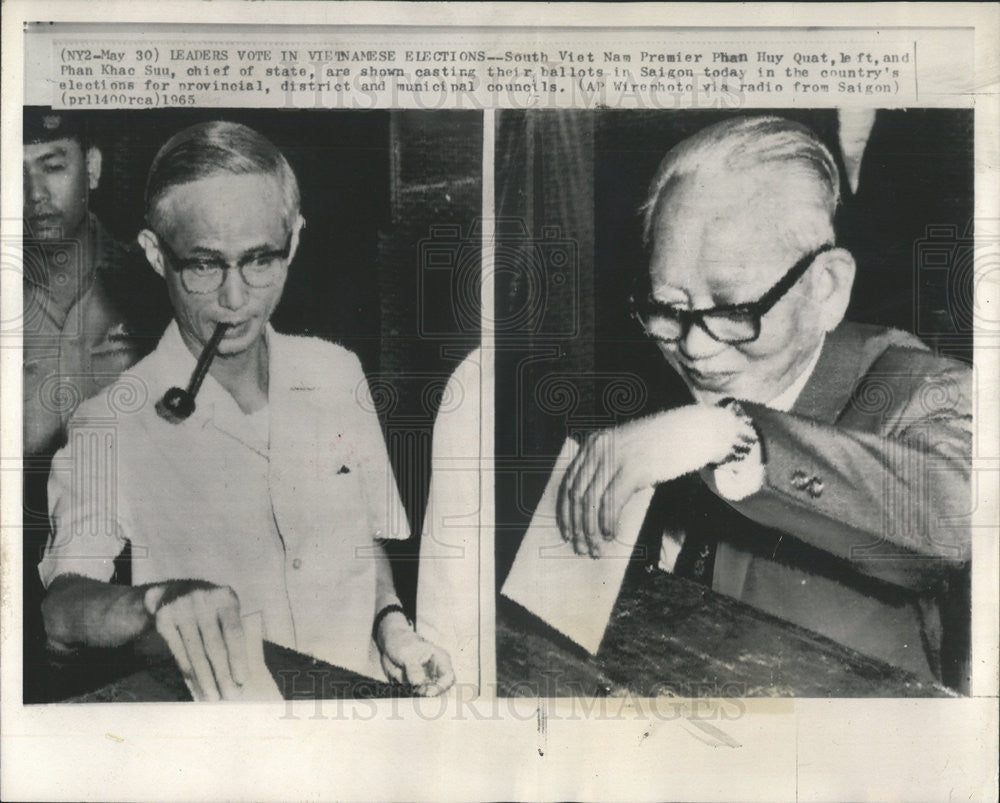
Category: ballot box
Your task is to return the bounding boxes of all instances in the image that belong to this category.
[497,565,956,698]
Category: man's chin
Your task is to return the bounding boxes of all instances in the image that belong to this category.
[27,224,65,241]
[680,369,741,401]
[685,377,771,405]
[214,339,253,357]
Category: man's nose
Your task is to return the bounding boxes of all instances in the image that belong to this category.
[25,171,48,203]
[678,319,725,361]
[217,267,248,310]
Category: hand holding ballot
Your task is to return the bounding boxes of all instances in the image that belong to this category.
[557,403,745,558]
[502,438,656,654]
[41,574,282,701]
[143,581,251,702]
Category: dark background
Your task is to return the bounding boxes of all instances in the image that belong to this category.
[23,107,482,701]
[494,109,975,586]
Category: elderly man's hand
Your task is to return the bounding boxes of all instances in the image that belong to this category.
[557,403,743,558]
[377,612,456,697]
[143,580,250,702]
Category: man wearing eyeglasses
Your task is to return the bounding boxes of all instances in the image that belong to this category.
[39,121,455,700]
[558,116,971,687]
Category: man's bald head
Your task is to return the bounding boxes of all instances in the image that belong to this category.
[144,121,301,240]
[637,116,855,405]
[642,116,841,257]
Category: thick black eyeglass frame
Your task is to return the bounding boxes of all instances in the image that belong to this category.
[629,242,836,345]
[153,230,294,294]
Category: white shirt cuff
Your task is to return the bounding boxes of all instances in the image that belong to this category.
[712,439,765,501]
[657,531,685,572]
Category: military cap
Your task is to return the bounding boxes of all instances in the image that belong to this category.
[23,107,89,146]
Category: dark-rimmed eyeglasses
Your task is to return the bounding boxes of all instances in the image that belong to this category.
[154,231,293,295]
[629,243,835,345]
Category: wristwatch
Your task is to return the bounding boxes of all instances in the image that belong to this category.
[713,396,761,467]
[372,603,413,642]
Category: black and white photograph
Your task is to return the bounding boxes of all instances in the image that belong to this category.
[495,108,975,698]
[2,4,997,802]
[20,106,484,703]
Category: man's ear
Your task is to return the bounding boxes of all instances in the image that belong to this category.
[137,229,166,279]
[811,247,856,333]
[287,213,306,264]
[85,147,102,191]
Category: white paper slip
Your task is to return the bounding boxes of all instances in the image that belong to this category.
[500,437,656,655]
[235,611,284,702]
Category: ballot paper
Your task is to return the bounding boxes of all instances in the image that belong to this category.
[234,612,283,702]
[178,611,282,702]
[501,438,656,655]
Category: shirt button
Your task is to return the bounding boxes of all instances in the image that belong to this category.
[292,558,302,570]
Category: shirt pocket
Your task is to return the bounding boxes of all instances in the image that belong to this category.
[322,466,372,531]
[279,448,375,546]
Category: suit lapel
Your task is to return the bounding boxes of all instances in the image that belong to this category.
[715,323,870,597]
[791,323,868,423]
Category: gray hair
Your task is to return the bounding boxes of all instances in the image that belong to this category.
[145,120,300,234]
[641,116,840,251]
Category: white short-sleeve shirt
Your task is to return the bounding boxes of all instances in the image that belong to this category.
[40,321,409,678]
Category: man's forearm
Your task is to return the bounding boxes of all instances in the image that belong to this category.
[373,542,403,614]
[42,574,151,649]
[724,403,971,565]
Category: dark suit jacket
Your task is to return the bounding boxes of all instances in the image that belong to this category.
[673,321,972,685]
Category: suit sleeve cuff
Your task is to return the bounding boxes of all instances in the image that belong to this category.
[713,439,765,500]
[711,398,765,501]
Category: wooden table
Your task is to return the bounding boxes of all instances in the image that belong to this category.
[497,566,956,698]
[54,568,955,701]
[64,641,409,703]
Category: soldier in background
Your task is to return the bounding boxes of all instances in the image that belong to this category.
[22,108,168,700]
[22,108,168,455]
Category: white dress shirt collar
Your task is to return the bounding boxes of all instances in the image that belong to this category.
[155,320,273,453]
[767,334,827,412]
